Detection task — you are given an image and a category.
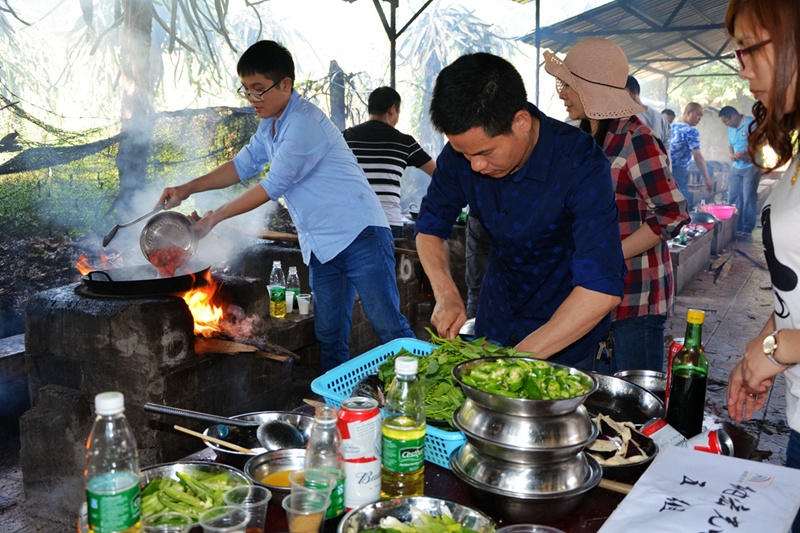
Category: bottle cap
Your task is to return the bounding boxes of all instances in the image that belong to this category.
[95,392,124,415]
[687,309,705,324]
[395,356,419,375]
[273,260,282,268]
[288,266,297,273]
[314,404,337,423]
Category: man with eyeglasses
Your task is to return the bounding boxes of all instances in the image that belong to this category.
[157,40,414,372]
[669,102,715,207]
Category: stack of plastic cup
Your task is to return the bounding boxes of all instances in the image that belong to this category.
[223,485,272,533]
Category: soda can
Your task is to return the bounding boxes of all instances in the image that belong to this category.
[338,397,382,510]
[665,337,684,406]
[641,418,734,456]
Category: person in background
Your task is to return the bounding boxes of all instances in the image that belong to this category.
[344,87,435,240]
[415,52,626,370]
[626,75,672,158]
[670,102,715,206]
[157,41,414,372]
[547,37,689,373]
[723,2,800,532]
[719,105,761,237]
[662,108,676,124]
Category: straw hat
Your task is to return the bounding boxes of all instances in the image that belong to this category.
[544,37,646,120]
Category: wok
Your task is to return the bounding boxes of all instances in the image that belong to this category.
[81,262,210,296]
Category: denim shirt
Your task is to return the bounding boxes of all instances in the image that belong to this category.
[729,116,755,170]
[233,91,388,264]
[415,104,626,364]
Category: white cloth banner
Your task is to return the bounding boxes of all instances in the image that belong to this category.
[599,446,800,533]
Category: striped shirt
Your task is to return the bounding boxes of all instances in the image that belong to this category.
[603,116,689,320]
[344,120,432,226]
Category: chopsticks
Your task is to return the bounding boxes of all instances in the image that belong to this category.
[598,478,633,494]
[173,425,256,454]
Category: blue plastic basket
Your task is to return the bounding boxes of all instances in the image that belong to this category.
[310,338,466,469]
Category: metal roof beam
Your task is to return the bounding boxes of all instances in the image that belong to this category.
[536,24,722,38]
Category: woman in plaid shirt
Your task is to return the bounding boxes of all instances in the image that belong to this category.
[546,37,689,373]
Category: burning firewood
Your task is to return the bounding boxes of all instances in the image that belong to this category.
[194,337,298,362]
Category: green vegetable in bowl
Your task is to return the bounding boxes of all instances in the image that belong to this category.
[362,505,485,533]
[462,359,592,400]
[140,471,241,521]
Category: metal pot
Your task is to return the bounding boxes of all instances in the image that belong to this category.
[81,262,210,296]
[140,211,198,267]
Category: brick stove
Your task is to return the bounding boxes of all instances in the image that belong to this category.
[20,273,297,516]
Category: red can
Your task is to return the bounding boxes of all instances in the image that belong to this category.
[665,337,684,407]
[338,397,382,510]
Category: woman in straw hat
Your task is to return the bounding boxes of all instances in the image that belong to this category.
[545,37,689,374]
[724,3,800,528]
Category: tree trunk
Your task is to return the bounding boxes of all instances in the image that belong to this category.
[115,0,154,216]
[329,60,345,131]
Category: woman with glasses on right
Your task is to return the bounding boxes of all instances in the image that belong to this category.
[725,1,800,528]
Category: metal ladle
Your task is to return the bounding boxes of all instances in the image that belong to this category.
[143,403,305,451]
[102,203,165,247]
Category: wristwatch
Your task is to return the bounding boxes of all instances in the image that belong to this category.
[763,330,795,368]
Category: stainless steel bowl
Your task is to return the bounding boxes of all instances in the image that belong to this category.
[140,460,249,488]
[337,496,495,533]
[496,526,566,533]
[453,400,598,463]
[243,448,306,503]
[449,444,602,523]
[585,373,664,426]
[203,411,314,467]
[140,211,198,266]
[595,435,658,483]
[452,358,597,417]
[614,370,667,403]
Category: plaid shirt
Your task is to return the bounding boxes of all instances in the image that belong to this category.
[603,117,689,320]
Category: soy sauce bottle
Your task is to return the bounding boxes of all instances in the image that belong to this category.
[666,309,708,438]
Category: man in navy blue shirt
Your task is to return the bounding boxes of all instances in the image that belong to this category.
[415,53,626,368]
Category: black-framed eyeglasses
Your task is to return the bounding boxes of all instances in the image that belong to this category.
[237,78,282,102]
[734,39,772,69]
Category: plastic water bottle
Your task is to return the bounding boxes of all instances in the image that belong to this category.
[269,260,286,319]
[85,392,141,533]
[286,266,300,313]
[381,356,425,497]
[305,405,345,518]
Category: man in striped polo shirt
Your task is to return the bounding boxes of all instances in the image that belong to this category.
[344,87,436,239]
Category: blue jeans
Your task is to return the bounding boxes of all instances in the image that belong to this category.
[786,430,800,532]
[609,315,668,373]
[309,226,414,372]
[727,166,760,233]
[673,166,694,208]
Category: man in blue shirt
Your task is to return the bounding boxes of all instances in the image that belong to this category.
[158,40,413,371]
[415,53,626,368]
[670,102,715,207]
[719,106,760,236]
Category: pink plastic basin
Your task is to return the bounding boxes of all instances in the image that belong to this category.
[701,204,736,220]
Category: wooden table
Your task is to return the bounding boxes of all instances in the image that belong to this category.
[186,420,756,533]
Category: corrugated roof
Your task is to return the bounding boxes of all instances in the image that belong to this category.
[521,0,737,80]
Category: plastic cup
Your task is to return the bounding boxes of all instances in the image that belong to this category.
[198,506,250,533]
[142,511,194,533]
[285,292,295,313]
[297,294,311,315]
[281,491,329,533]
[288,469,336,498]
[223,485,271,533]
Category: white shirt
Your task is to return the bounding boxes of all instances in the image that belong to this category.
[637,107,671,157]
[763,153,800,431]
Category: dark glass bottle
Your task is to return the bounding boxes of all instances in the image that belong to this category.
[666,309,708,438]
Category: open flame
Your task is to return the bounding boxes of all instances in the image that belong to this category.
[75,254,112,275]
[181,271,225,336]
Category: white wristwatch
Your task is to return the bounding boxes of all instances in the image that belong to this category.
[763,330,795,368]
